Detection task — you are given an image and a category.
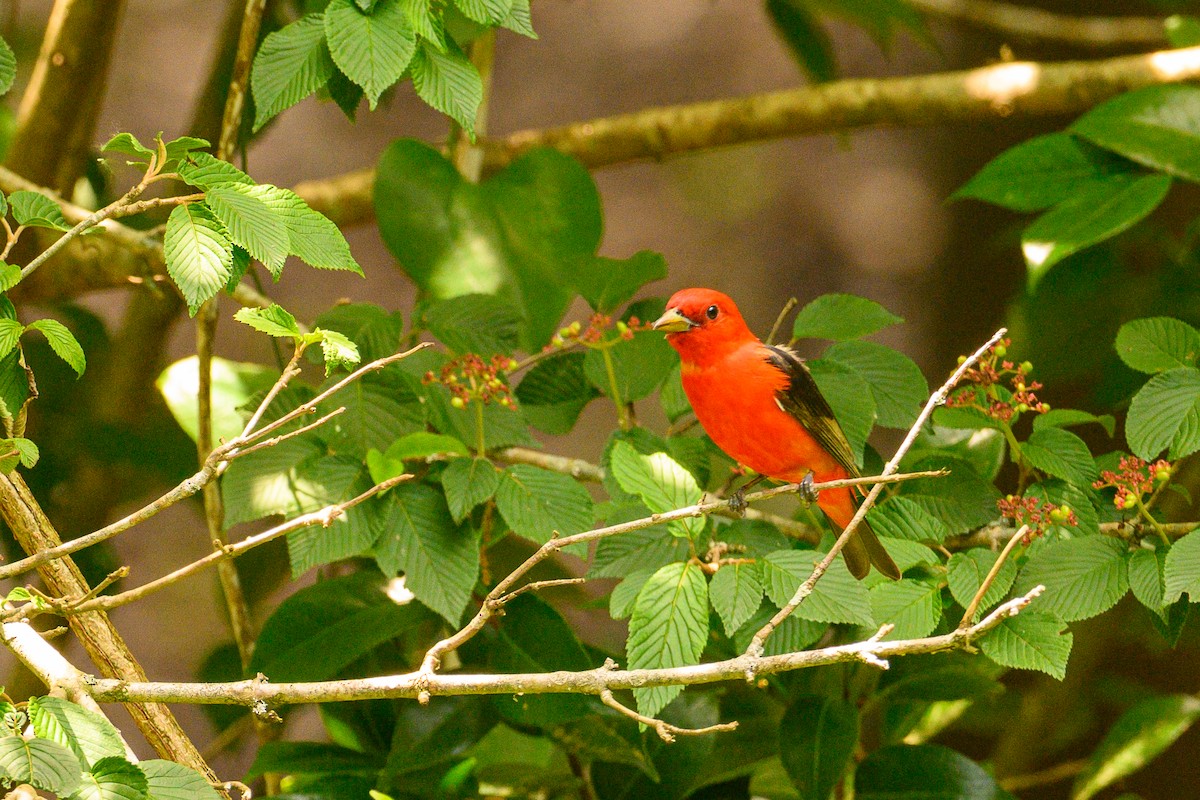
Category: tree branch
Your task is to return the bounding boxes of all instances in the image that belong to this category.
[599,687,738,742]
[909,0,1168,49]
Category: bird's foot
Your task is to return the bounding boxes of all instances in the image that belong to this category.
[797,473,818,505]
[728,489,748,517]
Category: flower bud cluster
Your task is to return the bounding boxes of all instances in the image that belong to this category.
[997,493,1078,539]
[423,353,519,410]
[544,313,653,352]
[945,338,1048,422]
[1092,455,1171,510]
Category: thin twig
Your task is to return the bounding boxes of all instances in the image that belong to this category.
[496,577,587,606]
[600,688,739,742]
[746,328,1007,658]
[226,407,345,460]
[958,524,1027,628]
[19,183,145,281]
[766,297,797,347]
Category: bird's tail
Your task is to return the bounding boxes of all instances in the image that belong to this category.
[818,486,901,580]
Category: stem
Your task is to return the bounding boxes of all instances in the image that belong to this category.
[958,525,1027,628]
[474,400,486,458]
[1134,494,1171,547]
[601,346,630,430]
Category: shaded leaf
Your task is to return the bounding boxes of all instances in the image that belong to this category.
[627,562,709,717]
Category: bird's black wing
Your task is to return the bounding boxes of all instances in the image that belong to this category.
[764,345,861,479]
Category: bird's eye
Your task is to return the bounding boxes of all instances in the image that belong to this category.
[706,305,719,320]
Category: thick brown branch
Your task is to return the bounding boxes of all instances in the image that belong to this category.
[909,0,1168,48]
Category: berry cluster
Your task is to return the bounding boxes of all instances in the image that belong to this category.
[997,493,1078,539]
[424,354,519,409]
[945,339,1049,422]
[1092,455,1172,510]
[545,313,653,351]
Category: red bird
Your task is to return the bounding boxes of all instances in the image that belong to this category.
[653,288,900,580]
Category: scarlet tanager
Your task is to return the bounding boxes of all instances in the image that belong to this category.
[652,288,901,580]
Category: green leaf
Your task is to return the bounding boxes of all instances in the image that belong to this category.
[257,186,362,273]
[252,571,433,681]
[9,191,69,230]
[500,0,536,38]
[28,697,126,769]
[1128,547,1167,615]
[315,327,361,374]
[141,760,222,800]
[514,351,599,435]
[162,136,209,164]
[733,604,828,656]
[1072,84,1200,183]
[495,464,595,547]
[385,696,497,777]
[71,757,148,800]
[608,440,703,539]
[792,293,902,341]
[1164,529,1200,604]
[251,14,335,130]
[583,329,676,404]
[1073,695,1200,800]
[900,457,1003,534]
[952,132,1137,212]
[610,568,653,620]
[313,303,403,363]
[0,318,22,361]
[806,357,875,465]
[440,457,500,522]
[372,484,479,625]
[867,496,949,543]
[1022,173,1171,284]
[162,203,232,315]
[220,432,339,526]
[317,369,426,457]
[25,319,85,376]
[779,696,858,800]
[246,741,380,780]
[454,0,514,24]
[659,364,691,423]
[411,39,482,131]
[761,549,874,626]
[0,263,20,293]
[869,579,942,639]
[205,183,289,274]
[626,562,709,717]
[0,36,15,96]
[709,563,764,636]
[980,610,1073,680]
[1126,367,1200,460]
[425,293,523,356]
[880,654,1003,703]
[0,437,38,472]
[0,349,32,427]
[402,0,447,48]
[325,0,416,108]
[767,0,836,82]
[1033,409,1116,437]
[824,340,927,429]
[1115,316,1200,374]
[1015,536,1128,622]
[948,548,1018,619]
[383,431,468,462]
[176,152,253,190]
[857,744,1008,800]
[0,736,82,795]
[1021,427,1099,487]
[589,514,687,579]
[101,132,154,161]
[574,251,668,313]
[233,304,300,338]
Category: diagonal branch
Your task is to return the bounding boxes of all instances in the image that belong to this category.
[908,0,1168,49]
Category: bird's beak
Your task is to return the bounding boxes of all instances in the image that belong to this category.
[652,308,696,333]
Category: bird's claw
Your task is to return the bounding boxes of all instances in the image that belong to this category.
[797,473,818,505]
[728,489,748,517]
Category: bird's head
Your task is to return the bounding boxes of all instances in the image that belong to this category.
[653,288,756,363]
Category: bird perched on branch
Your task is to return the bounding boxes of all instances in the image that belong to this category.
[653,288,900,580]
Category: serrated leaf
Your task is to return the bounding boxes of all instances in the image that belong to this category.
[495,464,594,547]
[440,457,500,522]
[233,304,299,338]
[1128,547,1167,615]
[867,496,949,543]
[313,303,403,362]
[870,579,941,639]
[163,203,232,315]
[1021,427,1099,487]
[1072,84,1200,183]
[807,358,875,465]
[626,562,709,717]
[251,14,335,130]
[1164,529,1200,604]
[141,760,222,800]
[779,696,858,800]
[733,604,828,655]
[401,0,447,48]
[952,132,1137,212]
[454,0,514,24]
[589,515,686,579]
[710,563,764,636]
[316,327,361,374]
[1033,409,1116,437]
[383,431,468,462]
[659,364,691,423]
[608,440,703,538]
[425,294,523,356]
[824,339,927,429]
[1115,316,1200,374]
[71,757,148,800]
[1073,695,1200,800]
[0,437,37,471]
[900,457,1002,534]
[0,318,22,361]
[25,319,85,376]
[792,293,902,341]
[101,132,153,161]
[0,36,15,96]
[0,736,81,795]
[1126,367,1200,460]
[176,152,253,190]
[251,571,433,681]
[574,250,667,313]
[610,568,654,620]
[948,548,1018,619]
[0,263,20,293]
[1021,173,1171,285]
[501,0,536,38]
[583,328,676,404]
[258,186,361,273]
[372,484,478,625]
[761,549,874,626]
[980,610,1073,679]
[325,0,416,108]
[411,39,483,132]
[205,183,289,274]
[857,744,1007,800]
[162,136,209,164]
[9,191,69,230]
[29,697,126,770]
[514,351,599,435]
[1015,536,1127,622]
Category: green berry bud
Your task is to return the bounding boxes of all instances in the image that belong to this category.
[957,355,967,364]
[994,345,1007,357]
[1020,361,1033,373]
[1016,403,1029,413]
[450,396,466,409]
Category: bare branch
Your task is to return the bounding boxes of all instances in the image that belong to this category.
[600,688,738,742]
[909,0,1168,48]
[959,524,1027,628]
[747,328,1007,657]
